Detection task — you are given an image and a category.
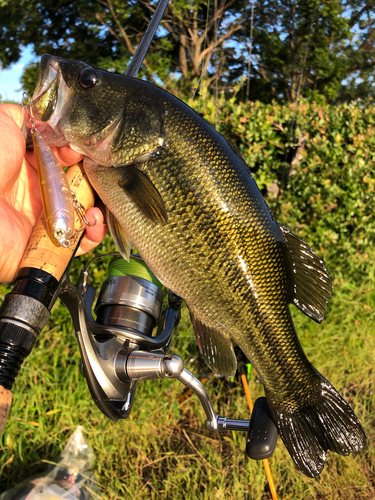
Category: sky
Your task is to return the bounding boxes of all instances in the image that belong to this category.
[0,46,36,102]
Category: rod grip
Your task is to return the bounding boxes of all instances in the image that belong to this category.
[0,162,95,435]
[0,387,12,433]
[18,162,96,280]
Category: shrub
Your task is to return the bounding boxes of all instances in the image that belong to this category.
[189,88,375,278]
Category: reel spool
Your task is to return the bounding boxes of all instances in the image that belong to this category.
[95,257,164,337]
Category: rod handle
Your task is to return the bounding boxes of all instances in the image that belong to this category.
[0,387,12,434]
[18,162,96,280]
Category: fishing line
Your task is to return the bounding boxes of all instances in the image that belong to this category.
[195,0,227,123]
[213,0,227,127]
[193,0,211,109]
[275,0,318,214]
[291,0,318,127]
[214,0,219,128]
[246,0,255,101]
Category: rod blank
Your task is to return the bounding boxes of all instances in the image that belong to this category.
[126,0,170,78]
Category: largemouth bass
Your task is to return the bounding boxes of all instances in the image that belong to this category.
[29,54,366,477]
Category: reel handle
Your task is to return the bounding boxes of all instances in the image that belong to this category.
[0,162,95,434]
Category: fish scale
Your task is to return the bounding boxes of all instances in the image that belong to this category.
[30,55,366,477]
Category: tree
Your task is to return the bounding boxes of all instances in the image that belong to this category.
[235,0,375,103]
[0,1,155,77]
[0,0,247,97]
[0,0,374,102]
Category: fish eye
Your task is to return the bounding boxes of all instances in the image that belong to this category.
[77,69,99,89]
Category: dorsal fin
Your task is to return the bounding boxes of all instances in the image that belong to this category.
[225,138,253,172]
[190,312,237,377]
[280,224,332,323]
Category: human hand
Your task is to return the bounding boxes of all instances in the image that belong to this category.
[0,103,107,283]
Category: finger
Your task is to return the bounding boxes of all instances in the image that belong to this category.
[0,198,34,283]
[25,144,84,171]
[55,145,84,167]
[0,105,26,191]
[0,103,25,129]
[75,207,107,256]
[24,149,37,171]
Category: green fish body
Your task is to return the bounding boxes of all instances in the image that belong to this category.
[30,55,366,477]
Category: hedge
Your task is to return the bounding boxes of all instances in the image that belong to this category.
[188,88,375,278]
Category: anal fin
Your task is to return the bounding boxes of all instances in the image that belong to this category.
[190,313,237,377]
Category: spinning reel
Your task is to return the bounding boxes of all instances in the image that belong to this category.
[63,252,278,460]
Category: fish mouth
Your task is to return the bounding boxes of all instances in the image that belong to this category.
[26,54,117,163]
[27,54,71,147]
[32,55,61,122]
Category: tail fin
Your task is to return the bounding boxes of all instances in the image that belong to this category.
[270,372,367,478]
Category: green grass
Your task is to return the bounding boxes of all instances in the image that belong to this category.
[0,247,374,499]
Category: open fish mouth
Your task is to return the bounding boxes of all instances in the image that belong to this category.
[34,55,60,95]
[26,54,72,147]
[32,55,61,122]
[27,54,123,165]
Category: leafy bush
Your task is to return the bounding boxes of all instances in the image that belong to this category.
[188,88,375,278]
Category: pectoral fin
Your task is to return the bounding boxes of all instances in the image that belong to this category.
[190,312,237,377]
[106,208,131,261]
[281,224,332,323]
[118,165,168,225]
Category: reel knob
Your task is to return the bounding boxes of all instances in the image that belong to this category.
[246,397,278,460]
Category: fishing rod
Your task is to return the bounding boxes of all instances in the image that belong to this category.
[126,0,170,78]
[0,0,279,490]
